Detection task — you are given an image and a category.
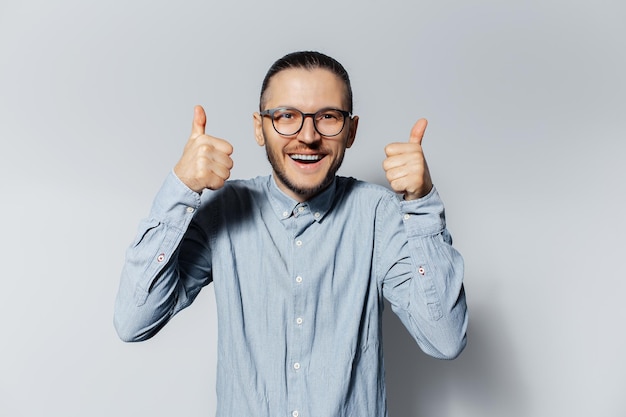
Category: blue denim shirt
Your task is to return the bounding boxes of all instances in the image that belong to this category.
[114,172,467,417]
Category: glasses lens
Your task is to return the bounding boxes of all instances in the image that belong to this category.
[269,108,347,136]
[271,108,302,136]
[314,109,346,136]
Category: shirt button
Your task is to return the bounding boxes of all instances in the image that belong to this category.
[293,362,300,370]
[314,212,320,218]
[418,266,426,275]
[295,240,303,247]
[295,276,303,283]
[403,214,410,220]
[186,207,195,213]
[298,206,304,213]
[283,211,289,218]
[296,317,303,325]
[292,411,299,417]
[156,253,165,262]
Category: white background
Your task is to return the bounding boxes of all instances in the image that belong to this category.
[1,0,625,416]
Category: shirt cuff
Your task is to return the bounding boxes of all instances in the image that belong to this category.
[149,170,203,228]
[399,186,447,237]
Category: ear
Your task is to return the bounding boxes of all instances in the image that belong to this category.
[253,112,265,146]
[345,115,359,149]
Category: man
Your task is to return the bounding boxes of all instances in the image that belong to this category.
[114,51,467,417]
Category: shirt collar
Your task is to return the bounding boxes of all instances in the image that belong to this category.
[266,174,336,223]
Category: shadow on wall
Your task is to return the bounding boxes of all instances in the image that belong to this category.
[383,298,528,417]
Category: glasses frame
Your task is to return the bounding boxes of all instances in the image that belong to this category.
[260,107,352,137]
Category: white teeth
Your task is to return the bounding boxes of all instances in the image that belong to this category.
[291,154,322,161]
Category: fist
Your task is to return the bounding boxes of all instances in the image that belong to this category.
[174,105,234,193]
[383,118,433,200]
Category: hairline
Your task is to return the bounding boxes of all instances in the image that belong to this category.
[259,51,353,113]
[259,67,351,113]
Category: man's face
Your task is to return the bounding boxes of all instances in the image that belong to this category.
[253,68,358,202]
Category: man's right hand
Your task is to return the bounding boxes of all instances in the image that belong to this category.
[174,105,234,193]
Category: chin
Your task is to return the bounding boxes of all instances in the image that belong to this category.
[280,173,333,199]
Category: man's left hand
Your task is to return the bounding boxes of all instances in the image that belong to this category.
[383,118,434,201]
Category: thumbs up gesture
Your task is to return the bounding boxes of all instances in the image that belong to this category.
[383,118,433,201]
[174,105,234,193]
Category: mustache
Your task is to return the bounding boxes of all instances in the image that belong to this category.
[261,126,330,154]
[285,144,330,154]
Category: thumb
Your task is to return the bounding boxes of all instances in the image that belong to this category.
[409,118,428,145]
[191,105,206,137]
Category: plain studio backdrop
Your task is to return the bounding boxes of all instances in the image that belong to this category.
[1,0,624,416]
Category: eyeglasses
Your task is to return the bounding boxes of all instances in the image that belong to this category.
[260,107,352,137]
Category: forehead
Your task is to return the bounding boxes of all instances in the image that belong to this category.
[263,68,347,110]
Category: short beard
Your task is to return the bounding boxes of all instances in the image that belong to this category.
[263,129,345,200]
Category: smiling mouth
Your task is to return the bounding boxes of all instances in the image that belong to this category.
[290,154,324,163]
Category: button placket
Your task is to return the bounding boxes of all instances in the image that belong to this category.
[288,204,316,416]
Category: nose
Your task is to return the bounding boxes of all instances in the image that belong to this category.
[297,115,321,144]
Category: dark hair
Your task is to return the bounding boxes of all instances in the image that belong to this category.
[259,51,353,113]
